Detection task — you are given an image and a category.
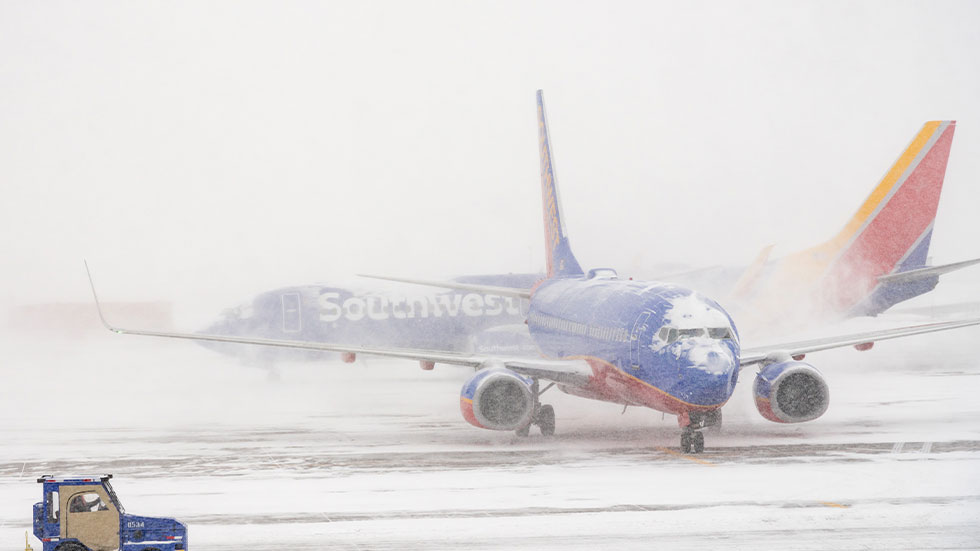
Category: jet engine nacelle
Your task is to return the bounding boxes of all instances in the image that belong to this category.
[460,366,534,431]
[753,360,830,423]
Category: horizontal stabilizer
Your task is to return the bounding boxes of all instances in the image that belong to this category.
[877,257,980,285]
[358,274,532,299]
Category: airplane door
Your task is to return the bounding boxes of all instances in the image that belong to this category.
[630,311,652,369]
[281,293,302,333]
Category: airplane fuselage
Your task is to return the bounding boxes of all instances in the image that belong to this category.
[204,273,543,362]
[527,276,741,417]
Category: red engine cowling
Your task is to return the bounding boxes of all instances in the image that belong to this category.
[753,361,830,423]
[459,367,534,431]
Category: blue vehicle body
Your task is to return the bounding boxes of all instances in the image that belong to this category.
[33,475,187,551]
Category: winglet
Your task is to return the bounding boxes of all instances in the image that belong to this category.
[537,90,584,279]
[84,261,123,334]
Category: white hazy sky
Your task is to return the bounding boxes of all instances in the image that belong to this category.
[2,0,979,311]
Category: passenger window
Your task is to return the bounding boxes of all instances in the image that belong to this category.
[46,491,59,523]
[69,493,107,513]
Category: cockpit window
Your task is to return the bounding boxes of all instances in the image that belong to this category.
[708,327,733,340]
[658,326,733,344]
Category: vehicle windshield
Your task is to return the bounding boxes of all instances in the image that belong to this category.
[103,481,125,514]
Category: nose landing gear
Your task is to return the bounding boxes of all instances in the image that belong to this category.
[678,409,721,453]
[680,429,705,453]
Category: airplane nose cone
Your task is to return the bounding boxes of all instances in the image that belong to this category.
[678,344,738,405]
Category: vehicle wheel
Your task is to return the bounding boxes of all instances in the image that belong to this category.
[55,543,88,551]
[537,404,555,436]
[680,432,692,453]
[692,431,705,454]
[515,423,530,437]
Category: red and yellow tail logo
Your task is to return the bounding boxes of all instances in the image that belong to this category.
[735,121,956,330]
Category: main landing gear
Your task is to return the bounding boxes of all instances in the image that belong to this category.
[516,379,556,437]
[678,409,721,454]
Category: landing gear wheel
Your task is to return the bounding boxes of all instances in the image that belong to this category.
[680,432,693,453]
[691,431,705,453]
[537,404,555,436]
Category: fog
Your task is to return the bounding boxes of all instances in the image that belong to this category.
[2,0,979,325]
[4,5,980,547]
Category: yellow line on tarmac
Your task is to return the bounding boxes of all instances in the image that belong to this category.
[656,447,716,466]
[820,502,851,509]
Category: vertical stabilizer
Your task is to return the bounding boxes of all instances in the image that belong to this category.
[537,90,584,278]
[736,121,957,328]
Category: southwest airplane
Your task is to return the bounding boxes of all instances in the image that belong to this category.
[201,122,978,364]
[200,273,541,365]
[88,91,980,453]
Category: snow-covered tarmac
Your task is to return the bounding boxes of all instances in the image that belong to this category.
[2,329,979,550]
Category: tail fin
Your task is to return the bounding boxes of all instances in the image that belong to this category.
[735,121,957,327]
[828,120,955,277]
[821,120,956,314]
[537,90,584,279]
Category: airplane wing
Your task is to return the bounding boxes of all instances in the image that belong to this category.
[739,316,980,367]
[86,265,590,387]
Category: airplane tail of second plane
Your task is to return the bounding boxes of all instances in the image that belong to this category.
[734,121,959,326]
[537,90,584,280]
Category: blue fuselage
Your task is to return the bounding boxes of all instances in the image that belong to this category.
[527,277,741,413]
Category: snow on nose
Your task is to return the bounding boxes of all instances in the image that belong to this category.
[682,342,738,404]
